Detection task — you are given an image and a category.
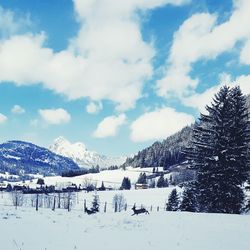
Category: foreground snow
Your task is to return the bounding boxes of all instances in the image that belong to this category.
[1,205,250,250]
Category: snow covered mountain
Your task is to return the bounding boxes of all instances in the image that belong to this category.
[49,137,127,169]
[0,140,80,177]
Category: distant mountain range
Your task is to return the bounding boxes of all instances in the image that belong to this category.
[50,137,127,169]
[0,137,127,179]
[0,140,80,177]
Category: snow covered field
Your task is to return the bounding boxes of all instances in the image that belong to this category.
[43,167,142,189]
[0,187,180,212]
[1,204,250,250]
[0,187,250,250]
[17,167,165,190]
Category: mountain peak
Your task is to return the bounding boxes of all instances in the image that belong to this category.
[53,136,86,149]
[50,136,126,168]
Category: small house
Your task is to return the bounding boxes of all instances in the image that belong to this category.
[135,183,148,190]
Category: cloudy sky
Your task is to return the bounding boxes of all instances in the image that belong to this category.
[0,0,249,156]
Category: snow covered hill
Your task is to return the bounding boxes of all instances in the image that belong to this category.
[50,136,127,169]
[32,167,152,189]
[0,140,80,177]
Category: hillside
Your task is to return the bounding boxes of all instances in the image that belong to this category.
[0,140,80,177]
[124,126,193,169]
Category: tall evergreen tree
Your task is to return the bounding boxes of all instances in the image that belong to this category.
[186,86,249,214]
[166,188,179,211]
[180,184,198,212]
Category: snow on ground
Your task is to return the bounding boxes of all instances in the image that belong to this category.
[0,172,19,180]
[0,204,250,250]
[1,188,250,250]
[0,187,180,211]
[81,187,181,210]
[4,167,170,191]
[22,167,160,189]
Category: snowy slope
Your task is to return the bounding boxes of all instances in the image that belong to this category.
[26,167,166,190]
[1,201,250,250]
[50,137,127,168]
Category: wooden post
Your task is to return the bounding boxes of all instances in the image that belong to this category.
[157,206,159,212]
[58,193,61,209]
[114,201,117,212]
[67,192,70,212]
[104,202,107,213]
[52,196,56,211]
[150,205,153,212]
[124,203,127,211]
[84,199,87,213]
[15,192,18,210]
[36,194,39,211]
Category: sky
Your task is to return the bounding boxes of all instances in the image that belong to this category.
[0,0,249,156]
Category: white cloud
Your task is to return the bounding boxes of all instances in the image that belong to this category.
[93,114,126,138]
[0,113,7,124]
[130,107,194,142]
[11,105,25,114]
[233,75,250,94]
[86,101,103,114]
[183,73,250,113]
[0,6,31,38]
[0,0,189,111]
[157,0,250,98]
[240,39,250,65]
[39,108,71,125]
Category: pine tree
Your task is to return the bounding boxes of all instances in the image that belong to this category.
[157,174,165,188]
[37,178,45,186]
[166,188,179,211]
[185,86,249,214]
[99,181,106,191]
[223,86,250,213]
[91,193,100,212]
[121,177,131,190]
[137,173,147,184]
[180,184,198,212]
[165,178,169,187]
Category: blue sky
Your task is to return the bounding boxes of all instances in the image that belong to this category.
[0,0,249,156]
